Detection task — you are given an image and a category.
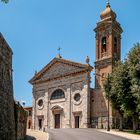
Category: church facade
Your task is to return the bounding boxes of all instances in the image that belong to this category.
[30,2,123,130]
[29,57,92,129]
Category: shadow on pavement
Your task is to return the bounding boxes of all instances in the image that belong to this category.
[25,135,36,140]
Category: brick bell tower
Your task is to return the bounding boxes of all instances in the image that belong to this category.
[94,2,123,88]
[92,2,123,128]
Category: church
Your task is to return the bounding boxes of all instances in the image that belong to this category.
[29,2,123,129]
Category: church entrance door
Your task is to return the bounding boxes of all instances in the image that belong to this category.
[55,114,60,128]
[75,116,79,128]
[38,119,42,130]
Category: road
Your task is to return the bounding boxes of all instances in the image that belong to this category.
[47,129,130,140]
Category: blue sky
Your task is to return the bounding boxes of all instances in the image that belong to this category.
[0,0,140,106]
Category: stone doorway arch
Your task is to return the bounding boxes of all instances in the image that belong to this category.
[51,105,63,128]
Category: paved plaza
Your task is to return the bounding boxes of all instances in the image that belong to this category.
[26,129,48,140]
[26,128,140,140]
[47,129,132,140]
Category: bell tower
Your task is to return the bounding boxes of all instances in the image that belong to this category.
[94,2,123,88]
[91,2,123,129]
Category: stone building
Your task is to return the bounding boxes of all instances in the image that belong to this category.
[15,101,28,140]
[29,56,93,129]
[24,107,32,129]
[30,3,123,130]
[0,33,15,139]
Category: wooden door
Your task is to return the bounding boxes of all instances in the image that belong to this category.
[75,116,79,128]
[55,114,60,128]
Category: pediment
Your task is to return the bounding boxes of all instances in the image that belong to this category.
[29,57,92,84]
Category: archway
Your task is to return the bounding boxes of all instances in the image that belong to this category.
[51,105,63,128]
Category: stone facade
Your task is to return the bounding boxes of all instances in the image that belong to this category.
[90,3,123,129]
[0,33,16,139]
[30,58,92,129]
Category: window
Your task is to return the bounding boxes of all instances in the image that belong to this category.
[74,93,81,102]
[29,110,32,116]
[101,37,107,53]
[38,99,43,107]
[51,89,65,100]
[114,37,117,47]
[114,37,117,53]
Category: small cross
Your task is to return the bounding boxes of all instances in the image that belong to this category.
[106,0,110,7]
[58,47,61,55]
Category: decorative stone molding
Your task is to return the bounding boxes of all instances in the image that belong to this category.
[94,57,112,68]
[71,82,83,92]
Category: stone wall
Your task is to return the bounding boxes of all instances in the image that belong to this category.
[0,33,27,140]
[0,33,16,140]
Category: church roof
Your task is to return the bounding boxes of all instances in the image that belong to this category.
[29,57,93,85]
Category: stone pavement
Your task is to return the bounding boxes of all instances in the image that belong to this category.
[97,129,140,140]
[25,129,49,140]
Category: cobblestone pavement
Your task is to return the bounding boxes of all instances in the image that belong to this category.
[97,129,140,140]
[25,129,49,140]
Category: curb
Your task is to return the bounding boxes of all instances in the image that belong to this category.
[97,129,140,140]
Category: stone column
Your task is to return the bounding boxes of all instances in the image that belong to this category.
[32,91,36,129]
[44,90,48,129]
[65,84,71,128]
[82,75,90,128]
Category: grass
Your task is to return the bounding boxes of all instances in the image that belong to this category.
[123,130,140,135]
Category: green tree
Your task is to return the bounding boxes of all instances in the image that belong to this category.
[104,43,140,132]
[1,0,9,3]
[127,43,140,131]
[104,58,140,130]
[104,61,132,130]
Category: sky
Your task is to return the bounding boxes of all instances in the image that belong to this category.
[0,0,140,106]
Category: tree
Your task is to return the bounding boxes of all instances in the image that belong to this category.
[103,61,132,130]
[127,43,140,131]
[1,0,9,3]
[103,43,140,132]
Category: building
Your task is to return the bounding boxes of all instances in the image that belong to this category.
[24,107,32,129]
[29,56,93,129]
[0,33,16,139]
[91,2,123,128]
[15,101,28,140]
[30,2,123,129]
[0,32,28,139]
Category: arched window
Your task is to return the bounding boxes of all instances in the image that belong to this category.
[51,89,65,100]
[101,37,107,53]
[114,37,117,60]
